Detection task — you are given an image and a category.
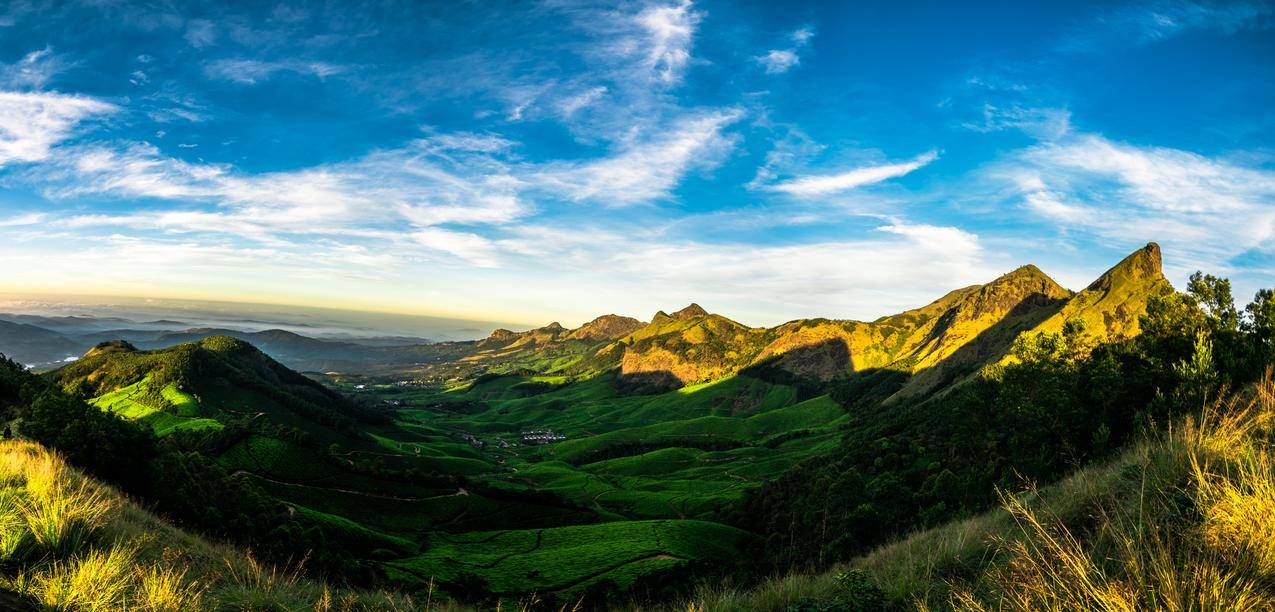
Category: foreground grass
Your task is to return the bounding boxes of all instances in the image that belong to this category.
[0,439,424,611]
[665,374,1275,611]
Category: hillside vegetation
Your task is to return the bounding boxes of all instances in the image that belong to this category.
[666,374,1275,611]
[0,439,416,610]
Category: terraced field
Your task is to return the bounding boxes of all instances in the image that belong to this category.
[89,376,223,435]
[384,520,752,597]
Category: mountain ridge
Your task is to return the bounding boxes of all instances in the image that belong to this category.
[458,243,1170,391]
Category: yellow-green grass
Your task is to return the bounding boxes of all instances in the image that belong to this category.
[89,376,222,436]
[385,519,752,597]
[0,439,420,610]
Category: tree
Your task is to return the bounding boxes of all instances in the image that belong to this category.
[1188,271,1239,332]
[1244,288,1275,361]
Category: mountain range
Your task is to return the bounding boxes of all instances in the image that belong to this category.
[3,241,1251,609]
[454,243,1169,397]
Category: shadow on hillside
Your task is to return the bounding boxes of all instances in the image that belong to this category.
[739,338,853,401]
[896,290,1068,398]
[606,287,1069,406]
[611,369,686,395]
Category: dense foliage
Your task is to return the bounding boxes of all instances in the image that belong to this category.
[0,355,381,581]
[733,273,1275,572]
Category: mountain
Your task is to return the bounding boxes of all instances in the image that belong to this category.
[1030,242,1171,339]
[0,320,84,366]
[451,243,1170,395]
[565,314,643,341]
[49,336,379,437]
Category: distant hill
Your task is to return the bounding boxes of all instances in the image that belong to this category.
[49,336,381,437]
[0,319,83,366]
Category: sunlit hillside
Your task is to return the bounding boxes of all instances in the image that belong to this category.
[0,439,417,610]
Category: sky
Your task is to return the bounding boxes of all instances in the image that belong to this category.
[0,0,1272,329]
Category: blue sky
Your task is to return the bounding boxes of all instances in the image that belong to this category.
[0,0,1272,327]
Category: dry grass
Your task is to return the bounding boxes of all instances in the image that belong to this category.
[946,373,1275,611]
[0,440,421,610]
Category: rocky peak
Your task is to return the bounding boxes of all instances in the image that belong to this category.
[85,340,137,358]
[671,303,709,320]
[947,265,1071,323]
[485,328,518,342]
[1087,242,1164,292]
[651,310,672,324]
[567,315,643,341]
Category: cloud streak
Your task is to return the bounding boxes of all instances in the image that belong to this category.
[768,150,939,196]
[0,91,116,167]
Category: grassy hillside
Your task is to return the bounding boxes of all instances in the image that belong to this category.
[664,375,1275,611]
[0,438,417,610]
[50,336,379,439]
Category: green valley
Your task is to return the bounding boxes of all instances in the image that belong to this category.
[1,243,1272,609]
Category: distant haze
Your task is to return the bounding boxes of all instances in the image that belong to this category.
[0,294,522,342]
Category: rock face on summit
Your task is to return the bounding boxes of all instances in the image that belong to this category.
[567,315,643,342]
[1032,242,1170,340]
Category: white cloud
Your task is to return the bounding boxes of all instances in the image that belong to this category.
[412,228,501,267]
[39,137,531,264]
[558,85,608,117]
[204,59,345,84]
[0,91,116,166]
[498,219,996,321]
[1001,133,1275,276]
[636,0,701,85]
[757,26,814,74]
[535,108,743,204]
[0,213,45,227]
[0,48,66,89]
[768,150,940,196]
[757,49,800,74]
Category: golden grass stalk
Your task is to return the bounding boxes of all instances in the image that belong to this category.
[134,564,206,611]
[32,543,136,611]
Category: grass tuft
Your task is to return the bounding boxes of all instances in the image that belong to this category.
[31,544,136,611]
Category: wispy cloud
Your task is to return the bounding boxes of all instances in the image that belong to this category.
[767,150,939,197]
[1066,0,1273,51]
[636,0,701,85]
[184,19,218,48]
[757,26,814,74]
[203,58,346,84]
[0,48,68,89]
[965,105,1072,141]
[1126,0,1272,40]
[535,108,743,204]
[999,133,1275,277]
[0,91,116,166]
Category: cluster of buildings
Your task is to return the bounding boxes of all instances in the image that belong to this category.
[521,429,566,445]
